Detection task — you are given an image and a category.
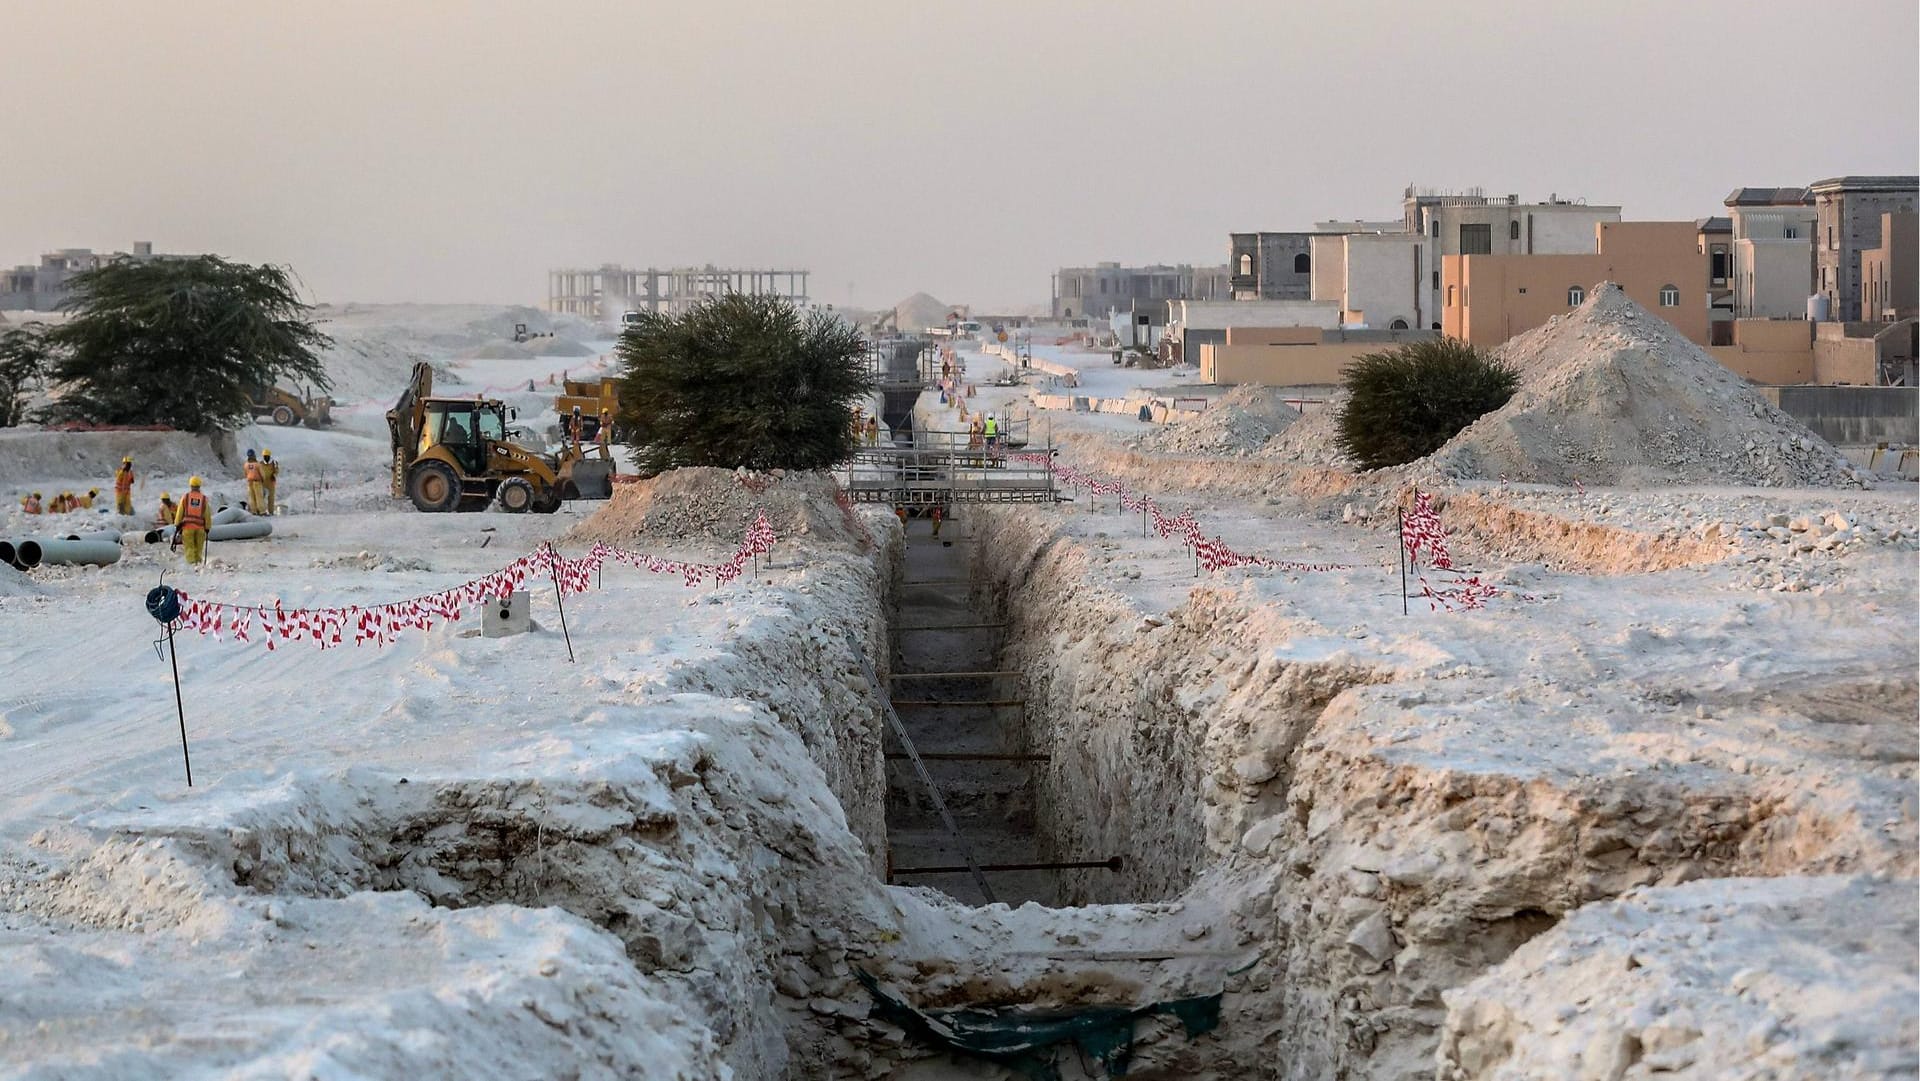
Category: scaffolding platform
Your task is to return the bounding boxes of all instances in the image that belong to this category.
[840,446,1058,505]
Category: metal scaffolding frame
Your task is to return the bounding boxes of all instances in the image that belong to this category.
[547,265,810,320]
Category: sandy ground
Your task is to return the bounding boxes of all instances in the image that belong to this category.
[2,309,1915,1080]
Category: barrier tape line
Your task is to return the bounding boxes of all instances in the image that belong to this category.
[169,511,777,649]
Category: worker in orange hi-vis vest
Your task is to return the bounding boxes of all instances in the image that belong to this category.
[22,492,42,514]
[260,450,278,516]
[174,477,211,566]
[113,457,135,516]
[243,449,266,515]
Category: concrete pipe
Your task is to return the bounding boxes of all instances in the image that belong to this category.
[15,538,122,568]
[208,519,273,542]
[0,540,16,569]
[141,525,175,545]
[213,507,247,526]
[64,530,125,544]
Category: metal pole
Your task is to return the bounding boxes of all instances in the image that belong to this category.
[167,622,193,787]
[1398,509,1409,616]
[547,546,576,663]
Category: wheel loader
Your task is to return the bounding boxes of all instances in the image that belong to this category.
[247,383,334,428]
[386,362,613,514]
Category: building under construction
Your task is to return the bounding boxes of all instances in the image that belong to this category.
[547,265,810,320]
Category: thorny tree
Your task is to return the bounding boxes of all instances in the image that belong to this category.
[615,294,874,474]
[0,322,51,428]
[42,256,331,434]
[1335,339,1518,470]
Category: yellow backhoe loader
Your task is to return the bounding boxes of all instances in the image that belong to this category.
[386,362,612,513]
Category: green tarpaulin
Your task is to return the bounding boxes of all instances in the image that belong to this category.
[857,969,1221,1081]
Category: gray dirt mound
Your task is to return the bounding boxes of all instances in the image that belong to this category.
[0,429,233,490]
[1418,284,1858,488]
[520,337,599,358]
[564,467,864,550]
[458,340,535,360]
[1139,385,1301,457]
[1258,393,1353,469]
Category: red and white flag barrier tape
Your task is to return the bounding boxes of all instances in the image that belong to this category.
[1009,453,1348,574]
[1402,491,1499,611]
[170,511,778,649]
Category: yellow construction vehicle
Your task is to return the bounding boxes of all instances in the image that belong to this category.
[555,377,623,442]
[247,383,334,428]
[386,362,612,513]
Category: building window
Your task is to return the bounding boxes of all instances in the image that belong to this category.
[1784,226,1797,239]
[1828,226,1835,249]
[1430,220,1440,238]
[1517,287,1528,294]
[1447,285,1457,307]
[1431,270,1439,290]
[1659,285,1679,307]
[1389,318,1409,330]
[1293,253,1310,274]
[1238,254,1252,275]
[1568,286,1585,306]
[1509,220,1521,241]
[1460,223,1493,255]
[1711,250,1730,283]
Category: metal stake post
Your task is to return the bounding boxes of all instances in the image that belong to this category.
[166,622,193,787]
[547,546,577,662]
[1398,509,1409,616]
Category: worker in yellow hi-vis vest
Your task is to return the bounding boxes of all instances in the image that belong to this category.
[260,450,278,516]
[243,449,266,515]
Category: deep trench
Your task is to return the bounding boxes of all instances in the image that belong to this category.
[883,510,1130,908]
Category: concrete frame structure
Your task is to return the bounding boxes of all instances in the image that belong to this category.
[1858,212,1917,323]
[2,242,168,312]
[547,265,810,321]
[1442,222,1709,348]
[1809,176,1919,321]
[1401,188,1622,330]
[1723,187,1815,320]
[1227,233,1314,301]
[1050,263,1229,322]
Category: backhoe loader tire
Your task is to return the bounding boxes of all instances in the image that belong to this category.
[532,489,562,514]
[272,405,297,425]
[497,477,535,513]
[407,461,461,513]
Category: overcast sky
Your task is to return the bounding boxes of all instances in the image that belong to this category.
[2,0,1914,312]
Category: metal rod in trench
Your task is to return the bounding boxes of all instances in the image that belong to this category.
[166,622,193,787]
[547,545,576,663]
[850,644,996,904]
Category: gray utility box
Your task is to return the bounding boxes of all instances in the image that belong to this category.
[482,591,531,637]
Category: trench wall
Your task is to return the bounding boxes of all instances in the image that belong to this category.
[960,503,1914,1081]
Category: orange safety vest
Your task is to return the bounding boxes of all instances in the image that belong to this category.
[179,491,210,530]
[115,468,133,494]
[244,461,264,482]
[23,497,41,514]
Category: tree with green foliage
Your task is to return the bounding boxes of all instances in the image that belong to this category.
[1334,339,1518,470]
[41,256,331,434]
[614,294,874,474]
[0,322,51,428]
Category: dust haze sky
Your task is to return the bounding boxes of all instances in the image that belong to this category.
[2,0,1915,312]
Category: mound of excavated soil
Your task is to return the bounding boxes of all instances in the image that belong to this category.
[564,467,864,550]
[1257,393,1352,469]
[1420,284,1857,488]
[1139,385,1301,457]
[458,340,535,360]
[0,429,234,489]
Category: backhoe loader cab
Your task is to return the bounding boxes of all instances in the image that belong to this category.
[387,362,609,514]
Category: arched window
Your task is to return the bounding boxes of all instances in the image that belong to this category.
[1509,221,1521,241]
[1567,286,1585,307]
[1294,253,1310,274]
[1238,254,1252,275]
[1447,285,1457,307]
[1659,284,1679,307]
[1389,318,1409,330]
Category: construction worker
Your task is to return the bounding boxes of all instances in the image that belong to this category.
[243,450,266,515]
[22,492,41,514]
[156,491,176,527]
[984,414,1000,451]
[595,410,613,460]
[174,477,211,566]
[113,457,135,516]
[864,416,880,446]
[260,450,278,516]
[930,504,944,539]
[81,487,100,509]
[568,405,584,452]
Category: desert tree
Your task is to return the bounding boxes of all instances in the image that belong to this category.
[1334,339,1518,470]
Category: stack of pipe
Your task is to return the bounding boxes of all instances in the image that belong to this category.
[4,507,272,570]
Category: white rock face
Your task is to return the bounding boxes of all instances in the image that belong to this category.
[1438,876,1919,1080]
